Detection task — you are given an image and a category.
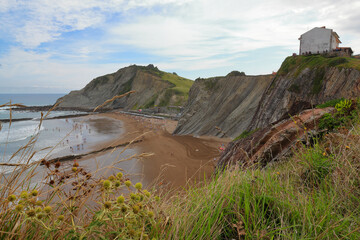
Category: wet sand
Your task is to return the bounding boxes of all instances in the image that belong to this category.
[78,111,231,188]
[2,112,230,191]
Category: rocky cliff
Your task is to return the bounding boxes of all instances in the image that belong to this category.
[173,72,274,138]
[56,65,193,110]
[175,55,360,139]
[249,55,360,130]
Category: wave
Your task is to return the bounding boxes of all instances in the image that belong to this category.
[0,121,43,144]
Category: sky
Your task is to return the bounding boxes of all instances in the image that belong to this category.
[0,0,359,93]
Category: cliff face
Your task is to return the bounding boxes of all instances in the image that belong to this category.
[175,55,360,139]
[173,73,274,138]
[249,55,360,130]
[56,65,193,110]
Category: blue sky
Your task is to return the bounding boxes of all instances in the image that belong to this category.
[0,0,359,93]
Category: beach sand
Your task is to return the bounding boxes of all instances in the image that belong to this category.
[77,111,231,188]
[2,111,230,192]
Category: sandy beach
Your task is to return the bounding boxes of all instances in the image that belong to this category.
[72,111,231,188]
[1,111,230,191]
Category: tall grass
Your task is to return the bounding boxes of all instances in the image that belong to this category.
[1,99,360,239]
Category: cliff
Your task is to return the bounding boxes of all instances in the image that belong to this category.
[249,55,360,130]
[56,65,193,110]
[173,72,274,138]
[175,55,360,139]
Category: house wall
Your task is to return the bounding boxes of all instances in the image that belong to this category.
[330,34,339,50]
[299,28,332,55]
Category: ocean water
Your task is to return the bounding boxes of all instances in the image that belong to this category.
[0,94,124,171]
[0,93,69,120]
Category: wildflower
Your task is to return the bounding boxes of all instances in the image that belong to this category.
[294,121,297,124]
[125,180,132,187]
[143,190,151,198]
[304,127,307,130]
[108,175,115,181]
[55,162,61,168]
[135,182,142,190]
[20,191,28,199]
[132,205,140,214]
[26,209,36,217]
[30,189,38,197]
[323,152,327,156]
[104,201,112,209]
[346,145,350,149]
[276,172,280,175]
[44,206,52,213]
[73,162,79,167]
[130,193,137,201]
[117,195,125,204]
[103,180,111,189]
[155,196,160,202]
[15,204,24,212]
[115,181,121,188]
[36,200,43,206]
[35,207,42,213]
[121,205,127,213]
[7,194,16,202]
[116,172,123,179]
[58,215,65,221]
[72,167,78,172]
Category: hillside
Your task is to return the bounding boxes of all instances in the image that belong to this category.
[175,55,360,139]
[173,72,274,138]
[56,65,193,111]
[249,55,360,130]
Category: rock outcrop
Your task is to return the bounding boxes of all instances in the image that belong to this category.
[217,107,335,170]
[56,65,193,111]
[175,55,360,140]
[249,55,360,130]
[173,74,274,138]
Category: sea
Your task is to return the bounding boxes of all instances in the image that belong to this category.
[0,94,124,172]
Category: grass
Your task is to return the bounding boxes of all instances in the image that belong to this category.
[1,98,360,239]
[277,55,360,77]
[136,65,193,108]
[233,129,259,141]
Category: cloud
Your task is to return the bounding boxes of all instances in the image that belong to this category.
[1,0,360,92]
[0,47,125,93]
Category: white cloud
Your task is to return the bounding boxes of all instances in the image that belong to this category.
[1,0,360,92]
[0,47,125,92]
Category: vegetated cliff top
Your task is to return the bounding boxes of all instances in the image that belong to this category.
[277,54,360,77]
[56,64,193,110]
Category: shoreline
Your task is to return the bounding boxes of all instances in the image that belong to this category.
[1,110,231,189]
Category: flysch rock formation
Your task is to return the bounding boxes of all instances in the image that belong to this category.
[249,56,360,130]
[56,65,192,111]
[217,107,335,170]
[173,73,274,138]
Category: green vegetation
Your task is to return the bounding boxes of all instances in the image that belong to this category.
[277,55,360,77]
[2,100,360,239]
[316,98,344,108]
[233,129,259,141]
[160,72,193,98]
[142,94,158,109]
[318,98,359,131]
[137,65,193,107]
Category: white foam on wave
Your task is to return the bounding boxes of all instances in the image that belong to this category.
[0,120,43,144]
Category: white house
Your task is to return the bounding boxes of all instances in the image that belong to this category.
[299,27,341,55]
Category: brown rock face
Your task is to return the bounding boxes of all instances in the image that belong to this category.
[249,63,360,131]
[55,65,189,111]
[173,74,274,138]
[217,108,335,170]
